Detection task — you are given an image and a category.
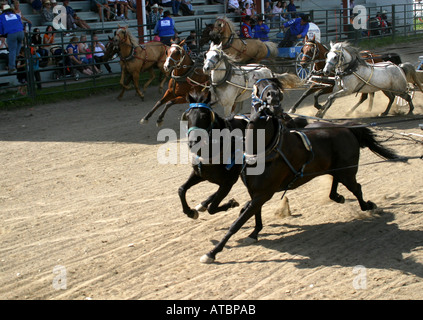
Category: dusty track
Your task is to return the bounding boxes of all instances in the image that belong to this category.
[1,40,423,300]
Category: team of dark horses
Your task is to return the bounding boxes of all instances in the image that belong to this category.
[106,25,409,264]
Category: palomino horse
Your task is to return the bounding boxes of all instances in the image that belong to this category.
[109,27,169,100]
[179,91,248,219]
[209,16,279,63]
[321,42,415,118]
[289,35,404,115]
[203,42,300,116]
[140,40,210,126]
[199,78,404,264]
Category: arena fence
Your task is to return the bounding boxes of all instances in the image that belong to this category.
[0,3,422,105]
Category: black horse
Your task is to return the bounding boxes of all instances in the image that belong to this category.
[178,92,249,219]
[199,79,405,264]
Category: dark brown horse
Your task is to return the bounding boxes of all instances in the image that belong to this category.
[288,35,402,115]
[179,91,248,218]
[199,78,404,264]
[106,27,169,100]
[199,23,218,47]
[140,40,210,126]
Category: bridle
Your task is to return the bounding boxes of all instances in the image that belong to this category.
[166,43,187,71]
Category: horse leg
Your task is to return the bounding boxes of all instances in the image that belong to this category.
[140,90,172,124]
[178,171,204,219]
[132,71,144,100]
[288,86,315,113]
[156,96,186,126]
[366,92,374,112]
[118,72,132,100]
[316,89,348,118]
[313,87,332,110]
[159,75,168,94]
[200,195,269,264]
[143,68,155,93]
[207,184,240,215]
[379,91,395,116]
[346,93,368,116]
[329,177,345,204]
[339,173,376,211]
[398,92,415,115]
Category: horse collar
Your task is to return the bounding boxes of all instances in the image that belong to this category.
[211,55,232,87]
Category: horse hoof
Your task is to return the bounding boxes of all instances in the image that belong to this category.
[315,111,323,118]
[188,209,199,219]
[195,204,207,212]
[229,199,240,208]
[378,113,388,117]
[140,118,148,125]
[156,120,164,127]
[367,201,377,211]
[288,108,295,114]
[200,254,215,264]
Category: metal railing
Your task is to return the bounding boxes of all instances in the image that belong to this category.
[1,3,422,105]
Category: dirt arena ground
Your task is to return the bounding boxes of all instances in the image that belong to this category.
[1,41,423,300]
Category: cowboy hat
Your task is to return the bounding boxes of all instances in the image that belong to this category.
[152,3,158,8]
[2,4,12,11]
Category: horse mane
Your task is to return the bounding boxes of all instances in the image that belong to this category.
[209,43,239,63]
[333,41,366,65]
[117,27,139,46]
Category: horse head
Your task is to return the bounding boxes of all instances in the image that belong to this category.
[203,42,224,75]
[182,91,216,150]
[252,78,285,118]
[323,41,354,76]
[300,34,319,67]
[199,23,221,47]
[210,17,233,44]
[104,35,119,61]
[164,39,187,73]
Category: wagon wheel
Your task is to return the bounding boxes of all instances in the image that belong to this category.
[294,41,312,80]
[395,83,415,108]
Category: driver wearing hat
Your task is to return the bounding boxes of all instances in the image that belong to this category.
[278,14,310,47]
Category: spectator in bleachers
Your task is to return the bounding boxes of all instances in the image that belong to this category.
[43,25,55,52]
[14,0,32,31]
[108,0,118,19]
[77,34,100,73]
[179,0,194,16]
[30,46,42,89]
[0,36,9,69]
[0,4,24,73]
[228,0,241,17]
[40,0,55,28]
[161,0,180,17]
[263,0,272,25]
[63,0,91,30]
[31,27,49,66]
[93,34,112,73]
[185,29,197,51]
[149,3,161,30]
[117,0,129,20]
[96,0,111,22]
[66,36,94,75]
[153,10,176,45]
[287,0,296,18]
[271,1,287,28]
[158,6,164,18]
[30,0,43,14]
[16,47,27,95]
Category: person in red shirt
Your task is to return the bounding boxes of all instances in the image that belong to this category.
[240,15,252,39]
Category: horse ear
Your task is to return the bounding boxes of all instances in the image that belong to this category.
[330,41,334,48]
[180,39,186,46]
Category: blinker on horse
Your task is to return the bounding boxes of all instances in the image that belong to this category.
[199,78,405,264]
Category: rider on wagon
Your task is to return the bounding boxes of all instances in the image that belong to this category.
[278,14,310,47]
[239,15,253,39]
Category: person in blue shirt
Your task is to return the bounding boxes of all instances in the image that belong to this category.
[252,17,270,42]
[154,10,177,46]
[0,4,24,73]
[278,14,310,47]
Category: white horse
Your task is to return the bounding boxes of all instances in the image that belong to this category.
[320,41,414,118]
[203,42,300,117]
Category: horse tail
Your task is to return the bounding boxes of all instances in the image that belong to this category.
[399,62,423,93]
[274,72,301,89]
[349,126,406,161]
[264,41,279,59]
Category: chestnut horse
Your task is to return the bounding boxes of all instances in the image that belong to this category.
[288,35,403,115]
[140,40,210,126]
[209,16,279,63]
[199,78,404,263]
[108,27,169,100]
